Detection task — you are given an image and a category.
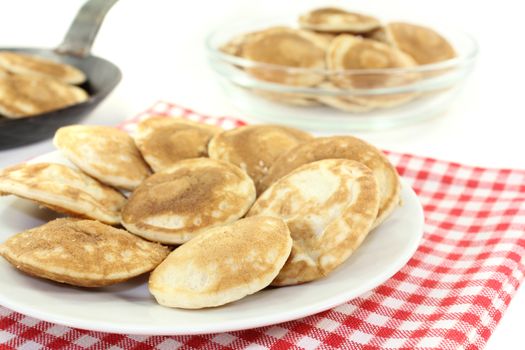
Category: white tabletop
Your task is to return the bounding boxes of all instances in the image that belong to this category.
[0,0,524,348]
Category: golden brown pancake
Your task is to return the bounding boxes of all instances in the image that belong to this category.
[299,7,381,33]
[0,74,88,119]
[121,158,256,244]
[0,51,86,84]
[259,136,401,228]
[218,29,271,57]
[0,162,126,225]
[0,218,169,287]
[54,125,151,190]
[248,159,379,286]
[386,22,456,65]
[241,27,328,86]
[326,34,418,108]
[149,216,292,308]
[133,116,223,172]
[208,125,313,190]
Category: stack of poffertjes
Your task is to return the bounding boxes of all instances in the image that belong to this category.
[0,116,401,309]
[220,7,456,112]
[0,51,88,119]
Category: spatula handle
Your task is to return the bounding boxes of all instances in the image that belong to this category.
[56,0,118,57]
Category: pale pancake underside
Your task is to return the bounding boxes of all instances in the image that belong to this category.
[133,116,222,172]
[240,27,328,86]
[299,7,381,33]
[326,34,418,108]
[54,125,151,190]
[121,158,256,244]
[208,124,313,190]
[0,218,169,287]
[149,216,292,309]
[0,162,126,225]
[259,136,401,228]
[0,51,86,84]
[0,74,88,119]
[248,159,380,286]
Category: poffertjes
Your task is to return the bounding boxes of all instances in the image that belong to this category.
[133,116,222,172]
[0,51,86,85]
[0,162,126,225]
[121,158,255,244]
[0,218,169,287]
[149,216,292,308]
[259,136,400,228]
[299,7,381,33]
[208,125,312,191]
[248,159,380,286]
[240,27,328,86]
[0,74,88,119]
[385,22,456,65]
[54,125,151,190]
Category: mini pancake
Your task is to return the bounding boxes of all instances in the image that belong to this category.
[0,51,86,84]
[54,125,151,190]
[0,74,88,119]
[385,22,456,65]
[133,116,223,172]
[248,159,380,286]
[208,125,313,190]
[299,7,381,33]
[121,158,255,244]
[259,136,401,228]
[326,34,418,108]
[149,216,292,308]
[240,27,328,86]
[0,218,169,287]
[0,162,126,224]
[219,29,270,56]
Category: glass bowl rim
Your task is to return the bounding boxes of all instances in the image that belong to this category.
[205,18,479,76]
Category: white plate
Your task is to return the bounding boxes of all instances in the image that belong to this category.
[0,151,424,335]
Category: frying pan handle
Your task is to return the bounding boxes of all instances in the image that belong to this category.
[56,0,118,57]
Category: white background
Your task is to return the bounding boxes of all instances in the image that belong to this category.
[0,0,524,348]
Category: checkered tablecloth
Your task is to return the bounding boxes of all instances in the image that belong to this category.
[1,101,525,350]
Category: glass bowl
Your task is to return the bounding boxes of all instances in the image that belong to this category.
[205,18,478,131]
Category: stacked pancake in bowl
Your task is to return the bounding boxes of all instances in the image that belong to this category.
[217,6,457,112]
[0,116,401,309]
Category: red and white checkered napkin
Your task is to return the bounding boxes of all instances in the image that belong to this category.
[1,101,525,350]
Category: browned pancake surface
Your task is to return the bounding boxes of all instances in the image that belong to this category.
[0,51,86,84]
[0,218,169,287]
[299,7,381,33]
[134,116,222,172]
[54,125,151,190]
[387,22,456,65]
[0,74,88,119]
[121,158,255,244]
[208,125,313,190]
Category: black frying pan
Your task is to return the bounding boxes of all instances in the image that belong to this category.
[0,0,121,150]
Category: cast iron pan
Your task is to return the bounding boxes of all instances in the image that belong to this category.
[0,0,121,150]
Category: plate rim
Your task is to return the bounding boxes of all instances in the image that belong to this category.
[0,154,424,335]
